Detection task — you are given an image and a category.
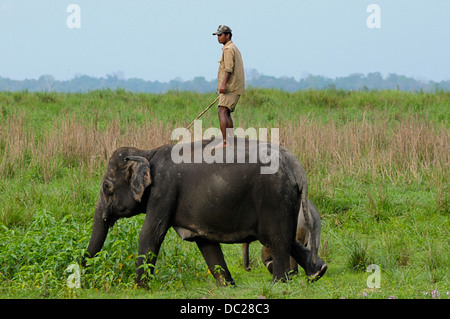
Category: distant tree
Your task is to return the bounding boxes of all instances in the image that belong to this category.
[365,72,383,89]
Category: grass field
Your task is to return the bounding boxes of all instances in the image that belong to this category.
[0,88,449,299]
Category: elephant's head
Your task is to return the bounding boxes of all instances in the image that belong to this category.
[85,147,151,259]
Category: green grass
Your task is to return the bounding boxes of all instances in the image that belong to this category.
[0,89,448,299]
[1,209,447,299]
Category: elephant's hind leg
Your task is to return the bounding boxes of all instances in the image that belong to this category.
[270,244,293,283]
[196,238,235,286]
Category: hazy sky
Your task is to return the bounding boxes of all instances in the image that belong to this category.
[1,0,449,82]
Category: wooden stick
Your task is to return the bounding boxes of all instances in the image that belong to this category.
[186,95,220,129]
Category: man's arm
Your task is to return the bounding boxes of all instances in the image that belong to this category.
[219,71,231,93]
[220,46,234,93]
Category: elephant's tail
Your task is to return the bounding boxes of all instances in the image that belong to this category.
[299,185,317,264]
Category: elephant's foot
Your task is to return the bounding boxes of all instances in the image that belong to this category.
[135,279,150,290]
[306,262,327,282]
[271,275,291,284]
[215,275,236,287]
[225,278,236,286]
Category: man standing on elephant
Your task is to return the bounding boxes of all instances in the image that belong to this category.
[213,25,245,148]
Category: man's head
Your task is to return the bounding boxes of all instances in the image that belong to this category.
[213,25,232,44]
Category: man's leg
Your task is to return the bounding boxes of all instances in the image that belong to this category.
[218,106,233,147]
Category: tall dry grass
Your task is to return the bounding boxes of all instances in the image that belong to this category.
[280,113,449,184]
[0,113,170,181]
[1,110,448,186]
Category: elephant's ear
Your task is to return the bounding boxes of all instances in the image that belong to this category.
[125,156,151,202]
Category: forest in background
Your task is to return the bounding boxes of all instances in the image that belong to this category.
[1,70,449,93]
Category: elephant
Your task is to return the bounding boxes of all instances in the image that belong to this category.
[243,198,322,277]
[83,137,327,286]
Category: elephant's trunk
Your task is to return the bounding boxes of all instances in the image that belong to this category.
[83,206,109,265]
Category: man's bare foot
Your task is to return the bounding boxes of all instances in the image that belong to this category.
[212,141,228,149]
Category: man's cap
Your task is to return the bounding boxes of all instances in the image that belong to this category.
[213,25,232,35]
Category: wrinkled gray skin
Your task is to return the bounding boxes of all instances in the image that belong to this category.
[83,138,327,286]
[243,199,322,278]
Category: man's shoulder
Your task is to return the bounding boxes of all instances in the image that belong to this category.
[223,41,238,51]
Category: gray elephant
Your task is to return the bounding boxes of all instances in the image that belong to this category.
[83,137,327,286]
[243,199,322,278]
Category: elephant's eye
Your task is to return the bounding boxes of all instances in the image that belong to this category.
[103,180,114,195]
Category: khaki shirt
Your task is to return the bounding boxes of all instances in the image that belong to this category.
[217,40,245,95]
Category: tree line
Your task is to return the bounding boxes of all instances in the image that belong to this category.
[0,71,448,93]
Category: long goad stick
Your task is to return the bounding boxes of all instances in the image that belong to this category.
[186,95,220,129]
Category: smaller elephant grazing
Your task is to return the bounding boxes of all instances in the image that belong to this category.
[243,199,322,279]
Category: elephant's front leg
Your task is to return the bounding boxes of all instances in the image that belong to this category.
[196,238,235,286]
[135,214,170,287]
